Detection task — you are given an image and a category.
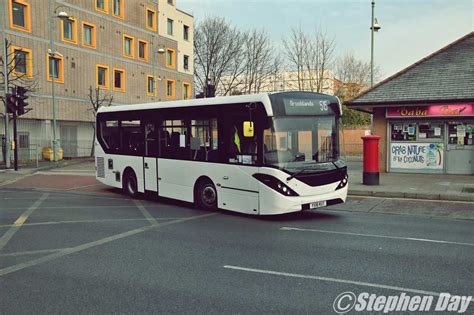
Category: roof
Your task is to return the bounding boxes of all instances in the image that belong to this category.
[98,91,342,117]
[347,32,474,108]
[98,93,275,116]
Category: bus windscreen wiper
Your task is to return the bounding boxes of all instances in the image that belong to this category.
[287,169,307,181]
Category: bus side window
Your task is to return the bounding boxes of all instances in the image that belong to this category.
[100,120,120,153]
[190,119,218,162]
[121,120,143,156]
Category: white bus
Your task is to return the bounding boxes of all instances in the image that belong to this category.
[95,92,348,215]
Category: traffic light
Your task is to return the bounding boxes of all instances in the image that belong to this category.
[6,92,17,114]
[16,86,29,116]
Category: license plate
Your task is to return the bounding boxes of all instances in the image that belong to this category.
[310,201,327,209]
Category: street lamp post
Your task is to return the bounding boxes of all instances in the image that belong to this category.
[48,0,70,162]
[370,0,380,134]
[370,0,381,87]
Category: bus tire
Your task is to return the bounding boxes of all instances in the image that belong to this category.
[195,179,217,210]
[123,169,138,198]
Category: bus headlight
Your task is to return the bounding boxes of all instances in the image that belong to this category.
[336,175,348,190]
[253,174,299,196]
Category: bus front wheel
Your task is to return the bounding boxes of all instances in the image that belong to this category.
[195,179,217,210]
[123,170,138,198]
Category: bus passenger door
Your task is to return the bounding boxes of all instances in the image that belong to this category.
[144,122,159,192]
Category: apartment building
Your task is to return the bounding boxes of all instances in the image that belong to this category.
[218,70,336,96]
[1,0,193,160]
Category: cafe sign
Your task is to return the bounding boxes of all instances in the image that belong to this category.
[386,104,474,118]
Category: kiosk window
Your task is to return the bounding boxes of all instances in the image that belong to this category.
[418,123,443,139]
[391,123,416,141]
[448,122,474,145]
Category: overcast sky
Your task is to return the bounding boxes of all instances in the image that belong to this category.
[179,0,473,81]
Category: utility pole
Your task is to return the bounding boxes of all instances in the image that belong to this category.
[48,0,58,162]
[370,0,375,88]
[0,1,11,168]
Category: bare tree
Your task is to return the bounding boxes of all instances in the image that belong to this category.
[88,85,113,156]
[282,27,335,93]
[194,16,246,96]
[335,52,381,127]
[239,30,282,94]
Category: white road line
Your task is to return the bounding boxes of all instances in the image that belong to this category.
[0,212,218,277]
[0,248,70,257]
[280,227,474,247]
[223,265,443,296]
[134,200,159,225]
[0,193,49,251]
[0,217,183,228]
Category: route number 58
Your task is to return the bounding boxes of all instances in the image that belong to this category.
[319,101,329,111]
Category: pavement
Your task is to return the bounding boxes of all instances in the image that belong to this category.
[347,161,474,202]
[0,158,94,187]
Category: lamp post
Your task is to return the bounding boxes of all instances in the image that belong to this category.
[370,0,381,87]
[48,0,70,162]
[370,0,380,134]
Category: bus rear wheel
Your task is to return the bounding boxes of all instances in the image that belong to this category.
[123,170,138,198]
[195,179,217,210]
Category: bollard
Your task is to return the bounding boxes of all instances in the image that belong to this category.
[361,135,381,185]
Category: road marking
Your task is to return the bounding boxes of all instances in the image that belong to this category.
[0,193,49,251]
[223,265,443,296]
[280,227,474,247]
[0,248,69,257]
[0,212,218,277]
[0,217,184,228]
[134,199,159,225]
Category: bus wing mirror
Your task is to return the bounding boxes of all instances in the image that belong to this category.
[243,121,254,137]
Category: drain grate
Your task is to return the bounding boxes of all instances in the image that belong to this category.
[462,187,474,193]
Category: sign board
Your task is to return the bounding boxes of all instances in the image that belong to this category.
[390,143,444,170]
[283,98,335,115]
[386,104,474,118]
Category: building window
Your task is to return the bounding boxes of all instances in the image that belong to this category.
[123,35,134,58]
[47,54,64,83]
[147,75,156,96]
[167,0,173,5]
[183,82,190,99]
[113,68,125,92]
[9,0,31,33]
[167,18,173,36]
[138,40,148,62]
[166,48,175,69]
[183,55,189,70]
[82,22,96,49]
[112,0,124,19]
[95,0,108,13]
[146,8,157,31]
[97,65,109,89]
[183,25,189,41]
[61,17,77,44]
[166,79,175,99]
[11,46,32,78]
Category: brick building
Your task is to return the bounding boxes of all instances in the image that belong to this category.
[347,32,474,175]
[1,0,193,160]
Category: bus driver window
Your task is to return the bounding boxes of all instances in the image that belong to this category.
[228,125,258,165]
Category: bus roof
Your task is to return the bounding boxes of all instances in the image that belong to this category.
[97,93,274,116]
[97,91,342,117]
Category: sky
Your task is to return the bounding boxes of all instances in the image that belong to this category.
[179,0,473,81]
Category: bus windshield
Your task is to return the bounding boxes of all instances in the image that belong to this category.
[263,116,339,172]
